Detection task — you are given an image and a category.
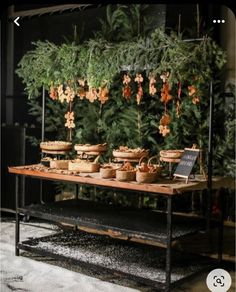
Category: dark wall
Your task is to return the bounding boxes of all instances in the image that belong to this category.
[1,125,55,210]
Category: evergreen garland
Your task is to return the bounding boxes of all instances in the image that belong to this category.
[15,4,234,181]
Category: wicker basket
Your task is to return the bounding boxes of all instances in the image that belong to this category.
[136,156,162,183]
[160,150,184,159]
[68,160,100,172]
[116,170,136,181]
[136,171,158,183]
[100,167,116,178]
[68,155,100,173]
[113,149,149,160]
[40,141,72,151]
[74,143,107,152]
[50,160,69,170]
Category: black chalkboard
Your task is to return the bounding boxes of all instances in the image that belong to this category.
[173,148,200,181]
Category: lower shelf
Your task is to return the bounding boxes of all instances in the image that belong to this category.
[18,230,215,290]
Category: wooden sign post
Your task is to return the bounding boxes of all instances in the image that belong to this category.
[173,148,200,183]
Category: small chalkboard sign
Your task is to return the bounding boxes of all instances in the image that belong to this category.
[173,148,200,183]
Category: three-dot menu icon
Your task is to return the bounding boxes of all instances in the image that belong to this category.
[213,19,225,23]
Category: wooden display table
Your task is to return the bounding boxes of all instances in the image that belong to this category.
[9,164,233,292]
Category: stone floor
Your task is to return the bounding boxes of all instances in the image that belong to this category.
[1,216,235,291]
[22,223,235,292]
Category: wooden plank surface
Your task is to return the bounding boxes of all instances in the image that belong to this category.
[8,164,234,196]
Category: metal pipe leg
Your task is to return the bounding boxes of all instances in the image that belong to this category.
[40,180,45,204]
[74,184,79,231]
[165,196,172,292]
[218,189,224,263]
[15,175,20,256]
[75,184,79,201]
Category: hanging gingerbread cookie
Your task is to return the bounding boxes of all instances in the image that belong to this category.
[134,74,144,105]
[122,74,132,100]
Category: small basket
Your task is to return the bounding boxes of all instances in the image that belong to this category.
[74,143,107,152]
[68,161,100,172]
[113,149,149,160]
[148,156,162,176]
[68,155,100,173]
[40,141,72,151]
[160,150,184,159]
[116,170,136,181]
[100,166,116,179]
[136,156,162,183]
[50,160,69,170]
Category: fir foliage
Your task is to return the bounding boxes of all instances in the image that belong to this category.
[15,4,234,182]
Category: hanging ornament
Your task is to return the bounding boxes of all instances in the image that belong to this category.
[188,85,200,104]
[159,113,171,137]
[78,79,85,87]
[176,82,182,117]
[148,74,157,96]
[159,72,172,137]
[160,71,170,83]
[134,74,143,105]
[98,86,109,104]
[159,125,170,137]
[77,88,86,100]
[57,84,67,103]
[64,111,75,129]
[192,96,200,104]
[160,83,172,103]
[122,74,132,100]
[77,79,88,100]
[49,85,58,100]
[65,86,75,103]
[160,113,171,125]
[86,88,98,103]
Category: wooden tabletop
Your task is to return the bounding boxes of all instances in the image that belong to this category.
[8,164,234,196]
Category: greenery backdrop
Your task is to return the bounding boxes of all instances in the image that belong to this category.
[15,5,235,209]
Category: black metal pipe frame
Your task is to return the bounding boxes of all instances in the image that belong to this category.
[218,189,224,263]
[74,184,79,230]
[206,81,223,263]
[15,175,20,256]
[165,196,172,292]
[40,86,46,204]
[75,184,79,201]
[207,81,213,232]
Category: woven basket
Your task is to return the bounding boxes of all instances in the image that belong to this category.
[74,143,107,152]
[136,156,162,183]
[50,160,69,170]
[149,156,163,176]
[100,167,116,178]
[113,149,149,159]
[160,150,184,159]
[68,161,100,172]
[68,155,100,172]
[116,170,136,181]
[136,171,158,183]
[40,141,72,151]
